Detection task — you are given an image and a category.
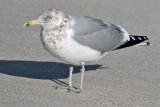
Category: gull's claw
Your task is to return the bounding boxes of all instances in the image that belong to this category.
[55,86,82,93]
[68,88,82,93]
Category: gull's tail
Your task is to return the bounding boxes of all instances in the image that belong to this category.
[115,35,151,50]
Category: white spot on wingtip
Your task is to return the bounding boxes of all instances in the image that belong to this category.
[131,36,136,40]
[138,37,142,40]
[143,36,147,40]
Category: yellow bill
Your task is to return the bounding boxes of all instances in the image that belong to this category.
[24,20,41,27]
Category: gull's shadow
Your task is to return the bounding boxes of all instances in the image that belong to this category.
[0,60,103,86]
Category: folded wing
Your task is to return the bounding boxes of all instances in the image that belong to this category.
[70,15,129,53]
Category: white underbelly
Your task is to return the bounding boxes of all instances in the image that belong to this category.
[42,37,103,65]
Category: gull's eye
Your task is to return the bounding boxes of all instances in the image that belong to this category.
[43,15,52,21]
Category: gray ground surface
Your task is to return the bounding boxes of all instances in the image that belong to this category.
[0,0,159,107]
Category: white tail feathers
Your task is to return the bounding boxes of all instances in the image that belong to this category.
[135,41,151,46]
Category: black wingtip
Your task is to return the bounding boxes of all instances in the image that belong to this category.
[115,35,150,50]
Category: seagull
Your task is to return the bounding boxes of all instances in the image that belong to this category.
[24,9,150,93]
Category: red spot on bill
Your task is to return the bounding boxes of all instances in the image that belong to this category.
[26,24,30,27]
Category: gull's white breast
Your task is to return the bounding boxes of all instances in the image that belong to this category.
[41,29,103,65]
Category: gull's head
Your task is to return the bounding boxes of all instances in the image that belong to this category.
[24,9,69,28]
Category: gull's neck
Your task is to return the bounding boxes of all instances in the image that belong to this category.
[43,19,71,34]
[41,18,72,44]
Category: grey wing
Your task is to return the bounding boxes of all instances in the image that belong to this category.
[70,15,129,53]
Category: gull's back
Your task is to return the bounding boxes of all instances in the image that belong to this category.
[69,15,130,54]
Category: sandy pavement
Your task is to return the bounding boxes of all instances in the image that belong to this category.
[0,0,160,106]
